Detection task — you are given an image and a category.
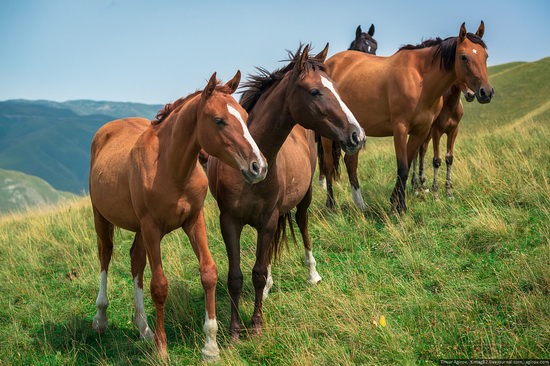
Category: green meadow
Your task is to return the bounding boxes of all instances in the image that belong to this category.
[1,58,549,365]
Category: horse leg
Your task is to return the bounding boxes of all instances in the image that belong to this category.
[141,221,168,358]
[130,233,154,340]
[183,210,220,362]
[92,207,114,334]
[321,138,336,209]
[431,128,443,196]
[219,211,244,340]
[445,127,459,199]
[418,137,430,192]
[296,185,322,284]
[344,152,366,210]
[390,124,409,213]
[251,210,279,334]
[411,155,419,193]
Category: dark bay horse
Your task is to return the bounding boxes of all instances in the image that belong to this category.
[207,44,365,339]
[411,82,475,197]
[349,24,377,54]
[325,22,493,213]
[89,71,267,361]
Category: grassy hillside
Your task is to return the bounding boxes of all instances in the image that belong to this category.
[0,169,74,214]
[0,100,162,194]
[0,59,548,365]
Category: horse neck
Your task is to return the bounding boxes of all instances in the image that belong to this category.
[412,47,457,106]
[444,84,463,110]
[156,96,201,184]
[247,77,294,164]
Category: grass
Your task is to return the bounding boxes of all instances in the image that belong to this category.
[1,59,549,365]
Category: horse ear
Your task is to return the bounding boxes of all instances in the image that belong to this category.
[368,24,375,36]
[202,72,217,100]
[224,70,241,94]
[356,25,362,38]
[476,20,485,38]
[314,43,329,63]
[296,44,310,71]
[459,22,467,42]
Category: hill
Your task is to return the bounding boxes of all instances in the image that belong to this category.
[0,168,74,214]
[0,100,162,194]
[0,58,548,364]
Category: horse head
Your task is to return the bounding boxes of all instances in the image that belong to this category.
[349,24,377,54]
[198,71,267,183]
[455,21,494,104]
[285,44,365,154]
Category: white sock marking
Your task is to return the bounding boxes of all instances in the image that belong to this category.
[351,185,366,211]
[262,264,274,300]
[202,311,220,361]
[133,276,154,340]
[93,270,109,332]
[304,250,322,284]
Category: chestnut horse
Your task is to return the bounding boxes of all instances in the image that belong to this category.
[207,44,365,339]
[324,22,493,213]
[89,71,267,361]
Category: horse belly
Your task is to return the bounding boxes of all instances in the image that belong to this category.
[278,129,314,213]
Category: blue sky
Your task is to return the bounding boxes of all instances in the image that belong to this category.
[1,0,548,104]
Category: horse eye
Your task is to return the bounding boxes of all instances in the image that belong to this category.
[214,118,227,127]
[460,54,468,62]
[310,89,321,96]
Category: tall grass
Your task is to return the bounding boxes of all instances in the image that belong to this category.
[1,61,549,365]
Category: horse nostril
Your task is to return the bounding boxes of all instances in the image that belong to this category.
[479,88,486,98]
[250,161,260,176]
[351,131,359,145]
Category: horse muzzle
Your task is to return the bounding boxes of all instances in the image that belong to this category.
[476,86,494,104]
[340,127,366,154]
[241,160,267,184]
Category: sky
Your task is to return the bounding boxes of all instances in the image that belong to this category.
[1,0,549,105]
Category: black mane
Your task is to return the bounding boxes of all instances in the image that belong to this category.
[240,44,327,113]
[398,33,486,71]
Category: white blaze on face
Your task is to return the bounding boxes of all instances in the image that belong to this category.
[472,49,478,54]
[227,104,266,169]
[320,76,365,141]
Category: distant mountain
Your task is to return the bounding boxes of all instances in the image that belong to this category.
[7,99,162,120]
[0,99,162,194]
[0,168,74,214]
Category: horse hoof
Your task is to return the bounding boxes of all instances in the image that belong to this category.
[140,328,155,341]
[308,273,322,285]
[92,315,108,334]
[202,345,220,363]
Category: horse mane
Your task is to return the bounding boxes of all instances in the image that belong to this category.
[152,82,234,125]
[240,44,327,113]
[397,33,486,71]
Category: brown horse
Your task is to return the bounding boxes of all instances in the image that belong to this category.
[323,21,493,213]
[89,71,267,361]
[207,44,365,340]
[411,82,475,197]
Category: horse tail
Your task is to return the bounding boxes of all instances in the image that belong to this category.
[269,212,297,263]
[316,133,325,177]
